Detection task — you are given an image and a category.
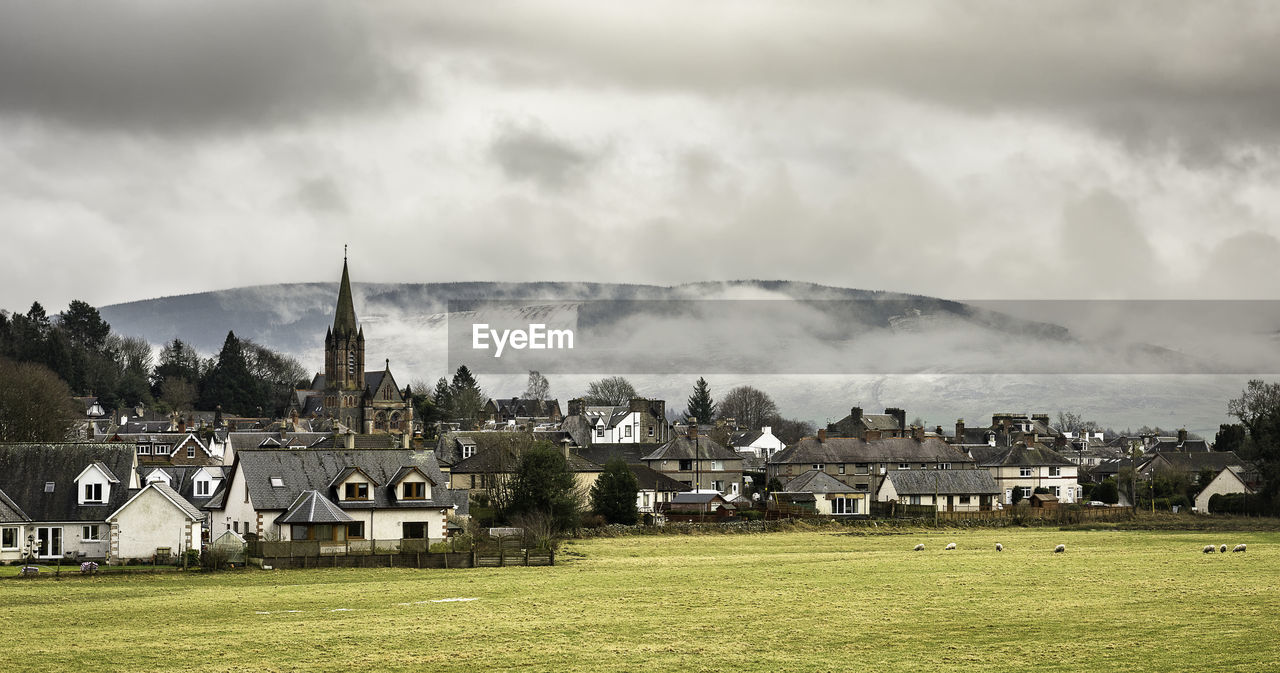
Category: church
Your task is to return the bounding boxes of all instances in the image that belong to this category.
[295,258,414,435]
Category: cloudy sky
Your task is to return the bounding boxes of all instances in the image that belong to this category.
[4,1,1280,314]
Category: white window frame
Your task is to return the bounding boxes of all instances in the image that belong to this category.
[595,429,605,438]
[1019,486,1032,499]
[1049,466,1062,477]
[1,526,18,550]
[898,463,910,470]
[1052,486,1061,497]
[137,444,151,455]
[462,445,476,459]
[155,445,170,456]
[195,480,211,497]
[1019,467,1033,477]
[939,463,951,470]
[812,464,825,471]
[832,497,859,515]
[187,445,196,459]
[83,482,103,503]
[838,464,846,475]
[82,525,101,541]
[625,425,632,438]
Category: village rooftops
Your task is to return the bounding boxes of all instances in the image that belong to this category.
[770,436,971,466]
[642,436,740,462]
[881,469,1000,496]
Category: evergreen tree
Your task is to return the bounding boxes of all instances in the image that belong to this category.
[507,443,579,532]
[686,377,716,423]
[449,365,486,428]
[199,331,262,416]
[432,376,452,415]
[58,300,111,353]
[590,457,639,525]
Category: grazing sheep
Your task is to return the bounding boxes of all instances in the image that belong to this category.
[1203,545,1215,554]
[1220,544,1228,553]
[1054,544,1066,553]
[945,543,957,550]
[995,543,1003,552]
[914,543,925,551]
[1233,544,1247,553]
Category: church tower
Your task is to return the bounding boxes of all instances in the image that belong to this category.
[324,257,365,393]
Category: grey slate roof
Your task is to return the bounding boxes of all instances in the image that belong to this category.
[882,469,1000,496]
[0,487,30,522]
[578,443,650,466]
[138,465,226,510]
[1146,451,1244,474]
[770,436,971,466]
[642,436,740,462]
[276,490,355,525]
[0,443,135,523]
[729,430,765,447]
[782,470,857,493]
[671,492,731,506]
[228,432,330,451]
[629,465,692,493]
[228,448,464,514]
[976,443,1074,468]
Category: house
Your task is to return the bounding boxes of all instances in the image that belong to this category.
[629,464,692,515]
[448,441,604,505]
[1194,466,1258,514]
[1140,450,1244,483]
[138,465,227,535]
[826,407,907,440]
[969,441,1079,504]
[482,397,563,426]
[0,443,138,563]
[877,469,1001,512]
[641,433,745,498]
[209,430,332,466]
[766,429,975,497]
[561,398,670,447]
[778,470,868,516]
[206,448,466,545]
[110,431,217,467]
[106,482,204,562]
[729,425,786,460]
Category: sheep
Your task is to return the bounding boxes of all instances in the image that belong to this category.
[1220,544,1228,553]
[945,543,957,550]
[914,543,925,551]
[1203,545,1215,554]
[995,543,1003,552]
[1054,544,1066,553]
[1233,544,1247,553]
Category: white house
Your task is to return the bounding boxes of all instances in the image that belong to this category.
[107,482,204,562]
[1194,466,1256,514]
[729,426,786,460]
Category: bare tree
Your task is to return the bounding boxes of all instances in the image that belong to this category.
[717,385,779,430]
[582,376,637,405]
[0,358,79,442]
[522,370,550,401]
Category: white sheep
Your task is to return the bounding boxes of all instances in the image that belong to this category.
[1202,545,1215,554]
[995,543,1003,552]
[914,543,925,551]
[1054,544,1066,553]
[1220,544,1228,553]
[1233,544,1247,553]
[945,542,957,550]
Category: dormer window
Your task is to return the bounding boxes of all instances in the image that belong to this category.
[195,480,211,496]
[137,445,151,455]
[345,482,369,500]
[461,445,475,459]
[402,483,425,499]
[84,483,103,502]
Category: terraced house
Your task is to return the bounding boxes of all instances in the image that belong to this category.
[766,428,976,499]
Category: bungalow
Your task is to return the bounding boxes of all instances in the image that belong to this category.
[778,470,867,516]
[207,448,466,545]
[1194,466,1258,514]
[766,429,975,497]
[106,482,204,562]
[0,443,138,563]
[877,469,1001,512]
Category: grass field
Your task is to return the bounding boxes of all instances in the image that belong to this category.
[2,528,1278,672]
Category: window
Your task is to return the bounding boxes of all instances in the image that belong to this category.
[402,482,425,499]
[270,477,284,488]
[187,445,195,459]
[856,463,869,474]
[855,483,868,491]
[919,464,928,469]
[403,522,429,539]
[1049,466,1062,477]
[290,524,306,540]
[155,445,170,456]
[1019,487,1032,499]
[838,464,846,475]
[595,429,605,438]
[347,522,365,539]
[462,445,475,459]
[137,444,151,455]
[898,463,910,470]
[679,460,693,471]
[648,426,654,437]
[83,483,103,503]
[711,480,724,492]
[832,497,859,515]
[469,475,476,489]
[344,482,369,500]
[1019,467,1033,477]
[1,527,17,550]
[1052,486,1061,497]
[44,482,55,493]
[347,352,355,375]
[82,525,100,541]
[245,521,251,535]
[908,495,921,505]
[959,496,971,505]
[939,463,951,470]
[812,464,825,471]
[195,480,210,497]
[625,425,632,438]
[642,492,650,507]
[711,460,723,471]
[233,521,239,533]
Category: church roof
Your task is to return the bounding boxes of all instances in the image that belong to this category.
[333,259,358,338]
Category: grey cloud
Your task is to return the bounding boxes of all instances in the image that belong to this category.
[489,124,597,190]
[406,2,1280,159]
[0,0,411,133]
[293,176,347,215]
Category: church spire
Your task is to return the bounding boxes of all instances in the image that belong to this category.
[333,255,357,338]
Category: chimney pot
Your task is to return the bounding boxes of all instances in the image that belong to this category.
[817,428,827,442]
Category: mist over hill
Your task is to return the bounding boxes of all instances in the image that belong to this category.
[100,280,1277,437]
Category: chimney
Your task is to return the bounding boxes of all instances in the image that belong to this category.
[1054,434,1066,450]
[402,433,411,449]
[817,428,827,442]
[955,419,965,443]
[885,408,907,434]
[562,439,571,460]
[761,425,772,436]
[687,424,699,440]
[568,398,584,417]
[849,407,863,431]
[629,397,647,414]
[1178,428,1188,444]
[912,426,924,442]
[344,432,355,450]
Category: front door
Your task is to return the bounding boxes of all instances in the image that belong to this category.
[37,527,62,558]
[947,495,955,512]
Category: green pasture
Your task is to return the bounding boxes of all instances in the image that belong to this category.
[1,528,1277,672]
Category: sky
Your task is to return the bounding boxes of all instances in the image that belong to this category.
[4,1,1280,313]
